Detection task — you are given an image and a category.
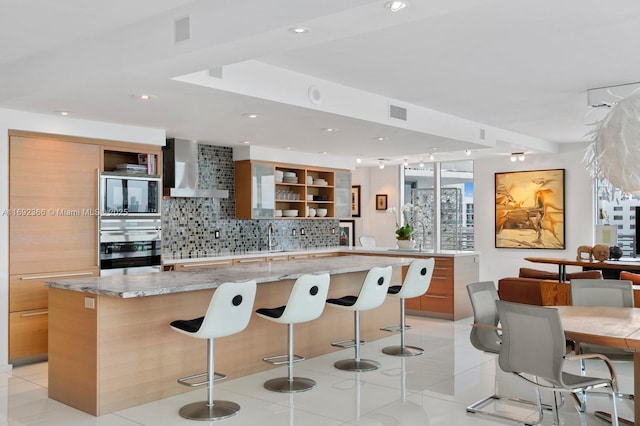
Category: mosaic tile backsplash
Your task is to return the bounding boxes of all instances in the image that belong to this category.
[162,144,340,258]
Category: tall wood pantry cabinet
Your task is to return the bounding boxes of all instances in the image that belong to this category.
[7,131,162,363]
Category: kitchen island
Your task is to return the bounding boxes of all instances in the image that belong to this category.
[46,255,411,416]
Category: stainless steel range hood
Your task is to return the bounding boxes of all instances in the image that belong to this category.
[163,139,229,198]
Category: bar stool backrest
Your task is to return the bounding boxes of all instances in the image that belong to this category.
[353,265,392,311]
[279,273,330,324]
[196,280,257,339]
[395,258,434,299]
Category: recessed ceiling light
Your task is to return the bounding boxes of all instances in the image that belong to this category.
[321,127,338,132]
[320,151,328,155]
[385,1,408,12]
[373,137,386,141]
[242,140,251,145]
[242,113,263,119]
[132,93,156,101]
[56,111,71,116]
[285,146,293,150]
[289,27,309,34]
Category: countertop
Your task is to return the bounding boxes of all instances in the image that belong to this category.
[163,246,478,265]
[45,254,413,298]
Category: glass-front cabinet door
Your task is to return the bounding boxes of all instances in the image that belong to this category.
[334,171,352,218]
[251,163,275,218]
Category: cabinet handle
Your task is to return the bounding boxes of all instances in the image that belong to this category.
[312,254,334,258]
[21,311,48,317]
[236,259,264,263]
[432,276,449,280]
[424,294,447,299]
[182,261,230,268]
[21,271,95,280]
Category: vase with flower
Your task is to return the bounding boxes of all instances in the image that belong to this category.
[388,204,417,249]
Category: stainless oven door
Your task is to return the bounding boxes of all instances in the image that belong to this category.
[99,229,161,275]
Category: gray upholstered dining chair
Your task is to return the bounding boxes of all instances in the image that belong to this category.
[496,300,620,426]
[466,281,549,422]
[570,278,634,410]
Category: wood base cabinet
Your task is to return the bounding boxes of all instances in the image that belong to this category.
[404,255,478,320]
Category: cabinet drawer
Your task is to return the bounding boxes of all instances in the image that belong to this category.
[427,274,453,295]
[310,253,338,259]
[233,257,266,265]
[420,293,453,314]
[10,270,98,312]
[288,254,310,261]
[9,309,48,360]
[174,260,233,270]
[267,255,289,262]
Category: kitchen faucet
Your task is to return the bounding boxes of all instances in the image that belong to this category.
[267,223,275,251]
[410,219,428,252]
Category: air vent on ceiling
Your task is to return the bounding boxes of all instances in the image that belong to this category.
[479,128,486,140]
[389,104,407,121]
[174,16,191,44]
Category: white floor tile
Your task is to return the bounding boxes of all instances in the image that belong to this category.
[1,315,634,426]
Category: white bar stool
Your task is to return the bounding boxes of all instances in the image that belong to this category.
[169,280,257,421]
[380,258,434,356]
[256,273,330,392]
[327,265,392,372]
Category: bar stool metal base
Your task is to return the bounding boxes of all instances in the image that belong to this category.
[178,400,240,421]
[264,377,316,393]
[334,358,380,372]
[381,344,424,356]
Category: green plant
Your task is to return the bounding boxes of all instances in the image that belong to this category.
[389,204,415,240]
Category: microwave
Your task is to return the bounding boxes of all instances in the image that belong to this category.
[100,173,161,217]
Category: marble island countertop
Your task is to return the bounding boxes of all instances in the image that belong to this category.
[163,246,478,265]
[45,254,413,298]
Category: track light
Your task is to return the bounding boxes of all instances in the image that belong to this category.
[419,160,425,168]
[464,149,471,156]
[428,153,434,161]
[378,161,385,169]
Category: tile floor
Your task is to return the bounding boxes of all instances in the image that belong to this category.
[3,315,634,425]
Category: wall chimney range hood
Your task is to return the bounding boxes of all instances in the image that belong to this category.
[163,139,229,198]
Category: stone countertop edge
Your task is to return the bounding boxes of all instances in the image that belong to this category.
[45,255,415,299]
[163,246,479,265]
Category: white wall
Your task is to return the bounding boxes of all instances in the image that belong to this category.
[351,165,403,248]
[474,149,595,282]
[353,147,595,283]
[0,109,165,372]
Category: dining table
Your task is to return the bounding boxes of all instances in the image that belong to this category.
[557,305,640,425]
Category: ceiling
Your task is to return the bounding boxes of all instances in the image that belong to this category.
[1,0,639,167]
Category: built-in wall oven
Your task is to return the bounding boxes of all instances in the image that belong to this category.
[99,218,162,276]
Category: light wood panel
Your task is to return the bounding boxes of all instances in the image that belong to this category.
[9,309,48,359]
[47,269,401,415]
[9,136,100,275]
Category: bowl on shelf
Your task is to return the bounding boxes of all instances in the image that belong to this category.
[274,209,283,217]
[283,171,296,178]
[283,209,298,217]
[313,179,327,186]
[316,208,327,217]
[308,208,316,217]
[306,194,314,201]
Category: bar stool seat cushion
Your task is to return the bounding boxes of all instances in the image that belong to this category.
[255,306,286,319]
[170,317,204,333]
[388,285,402,295]
[326,295,357,307]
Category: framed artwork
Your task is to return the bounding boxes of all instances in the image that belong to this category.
[351,185,361,217]
[495,168,565,249]
[339,220,356,247]
[376,194,388,211]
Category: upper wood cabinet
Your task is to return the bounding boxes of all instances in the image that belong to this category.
[235,160,350,219]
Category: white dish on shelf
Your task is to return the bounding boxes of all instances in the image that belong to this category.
[283,209,298,217]
[274,209,283,217]
[306,195,314,201]
[316,208,327,217]
[313,179,328,186]
[283,172,296,178]
[308,208,316,217]
[283,177,298,183]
